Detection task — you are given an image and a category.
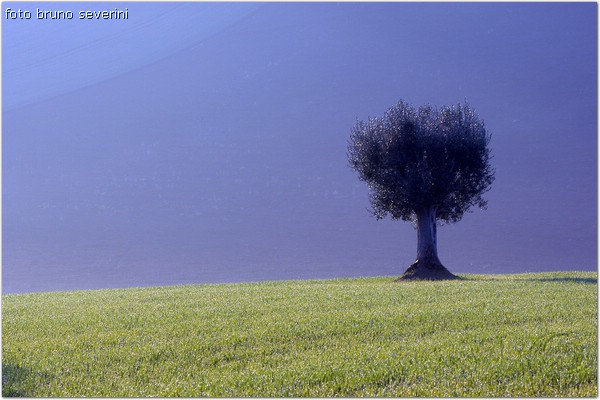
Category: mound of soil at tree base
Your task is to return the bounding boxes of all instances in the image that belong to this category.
[396,261,460,281]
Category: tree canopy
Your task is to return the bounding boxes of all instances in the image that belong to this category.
[348,100,495,225]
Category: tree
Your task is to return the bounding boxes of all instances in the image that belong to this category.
[347,100,494,280]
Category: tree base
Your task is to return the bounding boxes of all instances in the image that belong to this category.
[396,260,459,281]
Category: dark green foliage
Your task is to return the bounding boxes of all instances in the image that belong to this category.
[348,100,494,223]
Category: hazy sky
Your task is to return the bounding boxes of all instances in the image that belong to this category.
[3,2,597,293]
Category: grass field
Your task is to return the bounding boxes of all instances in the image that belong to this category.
[2,271,597,397]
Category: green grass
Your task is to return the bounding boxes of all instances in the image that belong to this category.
[2,271,597,397]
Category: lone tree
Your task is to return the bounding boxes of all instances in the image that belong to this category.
[348,100,494,280]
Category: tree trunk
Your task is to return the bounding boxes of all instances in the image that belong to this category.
[397,207,459,281]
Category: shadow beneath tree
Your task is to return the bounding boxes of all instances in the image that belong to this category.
[457,275,597,285]
[525,277,597,284]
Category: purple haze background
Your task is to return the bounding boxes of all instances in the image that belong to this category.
[3,2,597,293]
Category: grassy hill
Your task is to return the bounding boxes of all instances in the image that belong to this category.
[2,272,597,397]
